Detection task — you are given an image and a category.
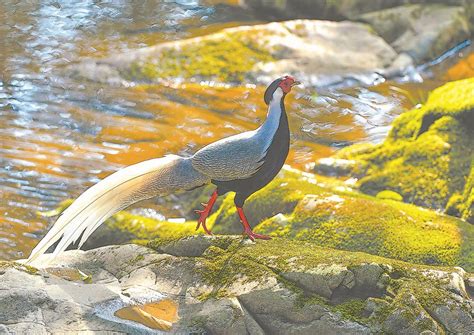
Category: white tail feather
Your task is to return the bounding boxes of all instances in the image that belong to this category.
[27,155,209,264]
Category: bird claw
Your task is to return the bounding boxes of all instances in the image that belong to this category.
[242,229,271,241]
[196,214,212,235]
[195,203,213,235]
[194,190,218,236]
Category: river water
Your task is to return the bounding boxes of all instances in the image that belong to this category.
[0,0,472,260]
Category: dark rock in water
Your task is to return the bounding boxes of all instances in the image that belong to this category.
[239,1,472,68]
[358,4,471,63]
[313,157,358,177]
[1,236,473,334]
[239,0,405,21]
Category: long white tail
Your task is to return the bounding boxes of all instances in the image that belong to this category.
[27,155,209,264]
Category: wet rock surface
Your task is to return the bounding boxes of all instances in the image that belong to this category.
[69,19,397,87]
[240,1,472,70]
[358,4,470,63]
[1,236,473,334]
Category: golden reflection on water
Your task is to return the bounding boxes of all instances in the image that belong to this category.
[444,52,474,81]
[114,299,179,331]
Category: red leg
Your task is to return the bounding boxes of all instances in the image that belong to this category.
[236,207,271,241]
[195,190,218,235]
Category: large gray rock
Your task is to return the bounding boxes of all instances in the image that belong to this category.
[239,0,406,20]
[240,0,474,23]
[358,4,471,63]
[69,19,398,87]
[1,236,473,334]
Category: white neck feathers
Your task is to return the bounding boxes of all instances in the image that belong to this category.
[257,88,284,148]
[265,88,284,127]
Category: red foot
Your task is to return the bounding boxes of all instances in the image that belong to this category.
[237,207,271,241]
[195,190,218,235]
[243,229,271,241]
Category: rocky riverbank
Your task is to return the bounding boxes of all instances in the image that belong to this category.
[6,76,470,334]
[1,236,473,334]
[2,2,473,334]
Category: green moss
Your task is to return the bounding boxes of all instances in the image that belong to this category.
[334,299,368,324]
[459,163,474,222]
[335,79,474,221]
[197,239,271,289]
[458,219,474,271]
[0,261,39,275]
[128,254,145,265]
[421,78,474,117]
[124,29,275,83]
[209,169,342,234]
[199,164,474,269]
[222,171,474,270]
[376,190,403,201]
[106,211,201,240]
[196,237,446,289]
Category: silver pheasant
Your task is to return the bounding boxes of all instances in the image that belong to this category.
[27,75,300,264]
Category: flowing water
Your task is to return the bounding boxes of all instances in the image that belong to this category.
[0,0,472,260]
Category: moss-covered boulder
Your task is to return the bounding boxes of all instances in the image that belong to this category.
[70,20,397,87]
[207,168,346,234]
[41,164,474,271]
[207,169,474,271]
[256,190,474,271]
[208,169,474,270]
[330,78,474,223]
[8,237,473,334]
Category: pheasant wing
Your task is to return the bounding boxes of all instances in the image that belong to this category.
[191,130,268,181]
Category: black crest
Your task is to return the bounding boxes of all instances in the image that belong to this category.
[264,77,284,105]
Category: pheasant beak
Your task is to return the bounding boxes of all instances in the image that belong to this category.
[291,81,301,87]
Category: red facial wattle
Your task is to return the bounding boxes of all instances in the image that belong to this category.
[278,76,300,93]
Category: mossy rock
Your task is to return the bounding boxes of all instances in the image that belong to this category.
[204,170,474,271]
[67,210,205,251]
[4,237,472,333]
[335,78,474,222]
[257,190,473,271]
[208,168,346,234]
[148,236,473,333]
[123,28,276,83]
[0,261,39,275]
[376,190,403,201]
[72,20,397,86]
